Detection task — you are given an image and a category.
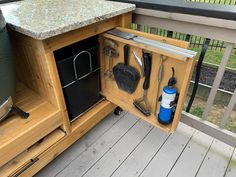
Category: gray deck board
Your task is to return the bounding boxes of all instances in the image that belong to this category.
[83,120,153,177]
[110,128,169,177]
[35,112,127,177]
[35,113,236,177]
[56,113,138,177]
[196,139,234,177]
[167,131,214,177]
[140,123,195,177]
[225,149,236,177]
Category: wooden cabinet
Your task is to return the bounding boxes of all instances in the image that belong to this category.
[0,14,128,176]
[0,12,195,176]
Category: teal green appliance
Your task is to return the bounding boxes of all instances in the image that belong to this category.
[0,9,29,122]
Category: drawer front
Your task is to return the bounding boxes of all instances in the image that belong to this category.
[0,128,65,177]
[0,106,63,167]
[100,27,195,133]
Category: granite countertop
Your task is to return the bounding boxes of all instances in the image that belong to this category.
[111,0,236,21]
[1,0,135,40]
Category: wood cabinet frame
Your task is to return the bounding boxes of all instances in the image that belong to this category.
[0,12,195,176]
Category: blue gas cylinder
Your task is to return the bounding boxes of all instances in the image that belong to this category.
[158,86,177,124]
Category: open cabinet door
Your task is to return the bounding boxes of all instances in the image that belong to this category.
[99,27,195,133]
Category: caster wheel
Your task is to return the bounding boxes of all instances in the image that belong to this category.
[114,107,123,116]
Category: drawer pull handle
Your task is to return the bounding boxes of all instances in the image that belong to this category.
[13,158,39,177]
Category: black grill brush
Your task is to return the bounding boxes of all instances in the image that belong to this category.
[133,52,152,116]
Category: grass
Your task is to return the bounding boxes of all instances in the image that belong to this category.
[190,106,204,117]
[190,47,236,69]
[187,97,236,133]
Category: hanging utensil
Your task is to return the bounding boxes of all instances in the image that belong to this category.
[133,52,152,116]
[113,44,140,94]
[154,55,165,116]
[132,51,144,77]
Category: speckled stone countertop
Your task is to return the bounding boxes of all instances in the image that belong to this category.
[1,0,135,40]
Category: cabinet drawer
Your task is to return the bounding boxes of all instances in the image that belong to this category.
[0,128,65,177]
[99,27,196,132]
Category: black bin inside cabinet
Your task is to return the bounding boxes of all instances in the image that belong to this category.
[54,36,103,122]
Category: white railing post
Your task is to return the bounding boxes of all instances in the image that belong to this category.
[202,43,234,120]
[220,89,236,128]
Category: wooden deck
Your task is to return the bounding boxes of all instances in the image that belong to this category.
[35,112,236,177]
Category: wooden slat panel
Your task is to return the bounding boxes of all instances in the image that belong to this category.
[196,139,234,177]
[140,123,195,177]
[167,131,213,177]
[55,114,139,177]
[82,120,153,177]
[35,112,126,177]
[220,89,236,128]
[111,128,169,177]
[202,43,234,120]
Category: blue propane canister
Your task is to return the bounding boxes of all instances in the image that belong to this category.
[158,86,177,124]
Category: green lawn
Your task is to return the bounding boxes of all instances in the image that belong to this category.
[190,47,236,69]
[190,106,204,117]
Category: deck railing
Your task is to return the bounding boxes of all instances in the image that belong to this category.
[188,0,236,6]
[132,8,236,147]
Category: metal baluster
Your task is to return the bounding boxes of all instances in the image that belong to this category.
[202,43,234,120]
[167,31,173,38]
[185,34,191,42]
